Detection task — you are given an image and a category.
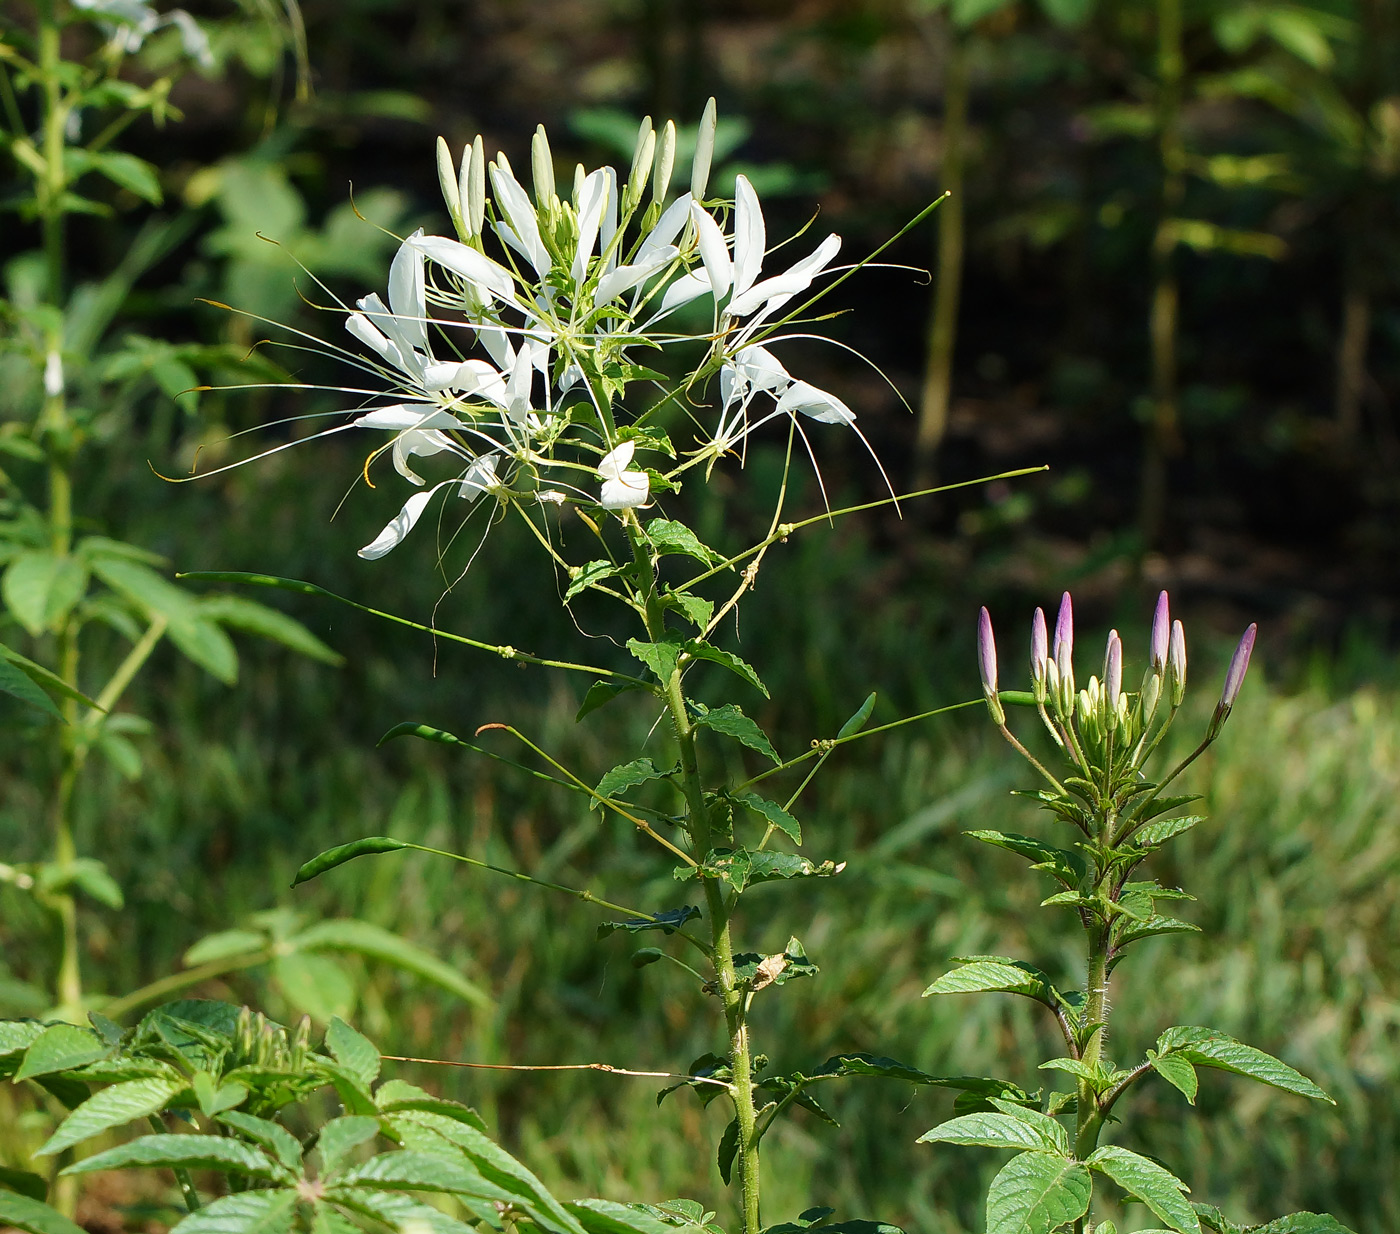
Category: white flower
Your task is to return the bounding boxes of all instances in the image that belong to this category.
[357,454,501,560]
[597,441,650,509]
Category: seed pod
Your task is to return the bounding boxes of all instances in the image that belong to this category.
[1168,619,1187,706]
[691,96,718,201]
[1150,590,1170,671]
[978,606,1005,725]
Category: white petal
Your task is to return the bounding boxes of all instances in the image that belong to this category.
[597,440,636,479]
[490,163,552,277]
[358,489,436,559]
[732,345,790,395]
[458,453,500,501]
[731,176,765,299]
[599,168,620,273]
[346,312,408,371]
[636,193,692,266]
[600,469,650,509]
[656,269,712,314]
[407,234,520,306]
[593,246,680,307]
[354,404,463,431]
[355,292,425,379]
[392,428,455,485]
[727,233,841,319]
[571,169,610,286]
[689,201,732,301]
[388,231,428,352]
[775,379,855,425]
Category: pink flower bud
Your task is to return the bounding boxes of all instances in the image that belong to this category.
[1105,629,1122,701]
[1169,619,1186,705]
[1053,592,1073,682]
[1220,622,1257,711]
[1150,591,1170,671]
[1030,608,1048,683]
[978,606,1005,725]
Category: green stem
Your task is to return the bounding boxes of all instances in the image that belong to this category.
[148,1115,201,1211]
[1074,924,1110,1160]
[625,515,761,1234]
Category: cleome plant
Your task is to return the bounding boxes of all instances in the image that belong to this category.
[916,593,1352,1234]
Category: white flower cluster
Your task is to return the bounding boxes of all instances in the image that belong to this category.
[337,106,858,559]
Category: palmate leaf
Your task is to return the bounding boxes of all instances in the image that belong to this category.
[37,1076,188,1156]
[292,837,411,886]
[374,1080,486,1131]
[0,642,103,711]
[197,594,343,665]
[985,1152,1092,1234]
[0,1191,87,1234]
[1156,1027,1333,1103]
[1086,1145,1200,1234]
[333,1148,513,1199]
[0,1022,43,1059]
[644,518,721,565]
[331,1189,478,1234]
[324,1019,379,1088]
[2,551,88,637]
[60,1133,284,1181]
[566,1198,676,1234]
[565,560,627,600]
[170,1189,298,1234]
[627,634,685,682]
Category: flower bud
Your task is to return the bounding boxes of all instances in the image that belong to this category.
[1168,619,1186,706]
[1150,590,1170,671]
[652,119,676,204]
[1139,669,1161,726]
[978,607,1005,725]
[628,118,656,205]
[1219,623,1257,712]
[1030,607,1049,694]
[466,135,486,239]
[437,136,463,234]
[691,96,717,201]
[1053,592,1074,691]
[1104,629,1122,703]
[532,124,556,209]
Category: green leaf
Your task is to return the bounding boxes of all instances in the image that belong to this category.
[0,1021,44,1059]
[336,1148,513,1199]
[1038,0,1093,29]
[566,1199,676,1234]
[627,635,685,682]
[1249,1216,1357,1234]
[169,1189,298,1234]
[315,1115,380,1177]
[965,830,1085,887]
[1087,1145,1199,1234]
[0,656,63,720]
[92,559,237,683]
[183,929,268,966]
[191,1071,248,1116]
[61,1133,281,1179]
[3,552,88,637]
[290,919,492,1010]
[644,519,720,564]
[837,692,877,738]
[682,640,768,697]
[984,1152,1092,1234]
[808,1054,1027,1099]
[717,1118,739,1185]
[577,678,651,721]
[217,1112,303,1173]
[565,560,626,601]
[662,589,713,630]
[0,644,102,711]
[37,1076,187,1156]
[597,906,700,938]
[732,937,819,989]
[87,152,162,203]
[198,595,342,665]
[0,1192,87,1234]
[593,757,674,810]
[292,837,411,886]
[917,1108,1067,1154]
[687,847,842,894]
[39,858,123,909]
[693,703,779,764]
[272,951,355,1023]
[0,1168,47,1201]
[14,1024,108,1080]
[373,1081,486,1131]
[731,791,800,843]
[1133,815,1204,847]
[325,1019,380,1088]
[330,1189,479,1234]
[1156,1027,1333,1103]
[1150,1052,1199,1105]
[923,958,1055,1005]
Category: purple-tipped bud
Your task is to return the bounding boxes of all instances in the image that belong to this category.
[1105,629,1122,701]
[1030,608,1049,683]
[1150,591,1170,671]
[1219,623,1257,711]
[1168,619,1187,705]
[1053,592,1074,681]
[978,607,1005,724]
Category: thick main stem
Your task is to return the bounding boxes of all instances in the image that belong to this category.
[1074,924,1110,1160]
[626,519,761,1234]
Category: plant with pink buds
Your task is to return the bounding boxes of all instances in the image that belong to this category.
[922,596,1342,1234]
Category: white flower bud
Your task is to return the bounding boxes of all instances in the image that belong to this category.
[691,97,717,201]
[652,119,676,204]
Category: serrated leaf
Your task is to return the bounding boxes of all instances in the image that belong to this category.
[566,1199,676,1234]
[291,918,492,1010]
[61,1133,281,1179]
[683,641,768,697]
[566,560,626,600]
[1249,1216,1357,1234]
[1132,794,1202,823]
[1150,1052,1199,1104]
[191,1071,248,1116]
[985,1152,1092,1234]
[169,1189,298,1234]
[1087,1145,1199,1233]
[0,643,101,711]
[3,553,88,637]
[292,837,411,886]
[0,1021,45,1058]
[644,519,720,565]
[198,595,342,665]
[917,1110,1066,1154]
[923,959,1053,1004]
[1156,1028,1333,1103]
[325,1019,380,1088]
[373,1081,486,1131]
[627,635,685,682]
[731,791,800,843]
[217,1112,303,1172]
[272,952,354,1023]
[0,1191,87,1234]
[1133,815,1205,847]
[717,1119,739,1185]
[688,847,842,893]
[0,656,63,720]
[577,678,651,721]
[330,1189,479,1234]
[593,758,674,811]
[14,1024,108,1080]
[597,906,700,938]
[0,1167,47,1201]
[662,589,713,630]
[837,692,876,738]
[694,703,779,763]
[966,830,1085,886]
[315,1116,380,1177]
[37,1076,187,1156]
